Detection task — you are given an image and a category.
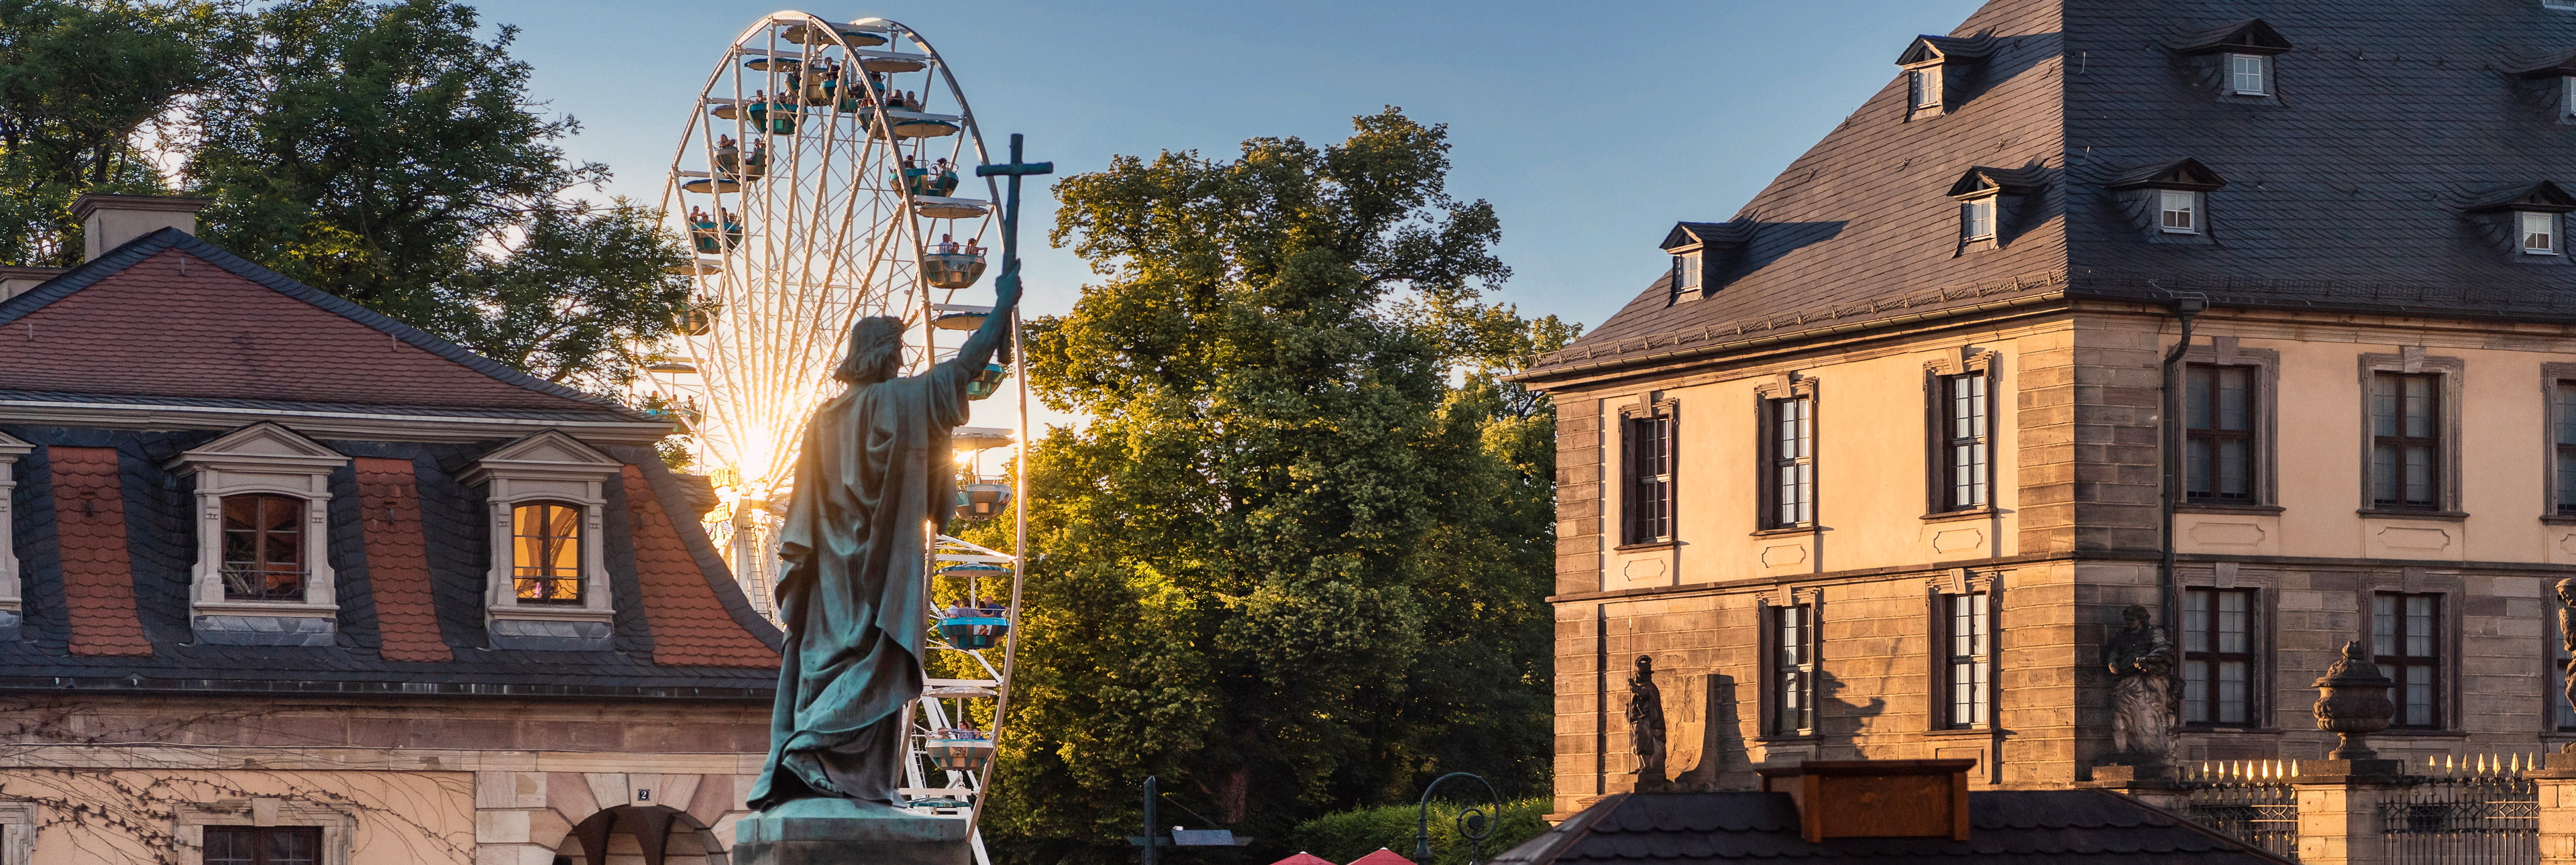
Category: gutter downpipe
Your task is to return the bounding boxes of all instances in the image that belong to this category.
[2159,296,2207,641]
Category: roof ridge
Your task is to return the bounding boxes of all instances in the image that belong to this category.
[0,227,652,420]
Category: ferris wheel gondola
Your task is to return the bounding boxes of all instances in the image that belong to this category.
[638,13,1030,855]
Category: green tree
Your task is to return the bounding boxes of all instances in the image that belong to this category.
[0,0,231,264]
[976,109,1573,864]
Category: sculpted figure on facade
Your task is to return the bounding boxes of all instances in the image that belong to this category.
[2103,604,2177,764]
[1627,654,1668,789]
[2560,579,2576,752]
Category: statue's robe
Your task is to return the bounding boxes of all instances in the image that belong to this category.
[748,349,983,809]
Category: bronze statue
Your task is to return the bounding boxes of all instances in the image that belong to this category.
[1627,654,1668,789]
[2103,604,2176,764]
[747,264,1021,810]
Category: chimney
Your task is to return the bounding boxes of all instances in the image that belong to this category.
[70,194,211,262]
[0,266,68,301]
[1756,758,1976,844]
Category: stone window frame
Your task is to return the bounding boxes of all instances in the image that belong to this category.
[165,423,350,642]
[0,433,30,636]
[172,799,356,865]
[1756,587,1823,740]
[1923,569,2000,732]
[0,801,34,865]
[2356,569,2465,735]
[1615,396,1681,549]
[2178,583,2261,728]
[2355,350,2467,518]
[1922,351,2002,519]
[463,431,624,648]
[2175,339,2282,512]
[2179,563,2282,732]
[2543,363,2576,523]
[1753,374,1821,532]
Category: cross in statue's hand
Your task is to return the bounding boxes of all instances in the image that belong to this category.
[975,133,1052,272]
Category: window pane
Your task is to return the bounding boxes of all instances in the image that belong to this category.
[2182,660,2210,723]
[2217,660,2249,724]
[2161,190,2196,231]
[2372,375,2398,437]
[2558,383,2576,445]
[270,829,320,865]
[205,828,256,865]
[2404,376,2434,437]
[2217,367,2250,430]
[2187,439,2214,498]
[2373,594,2396,644]
[2186,367,2212,429]
[2216,439,2250,499]
[2372,445,2398,504]
[2526,212,2557,253]
[2404,445,2433,505]
[2183,590,2210,653]
[2406,666,2434,725]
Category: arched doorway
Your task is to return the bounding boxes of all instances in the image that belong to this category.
[556,804,724,865]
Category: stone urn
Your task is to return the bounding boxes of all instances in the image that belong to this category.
[2312,640,2396,760]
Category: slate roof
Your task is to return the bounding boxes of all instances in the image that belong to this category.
[0,229,650,419]
[1527,0,2576,380]
[1492,790,2292,864]
[0,229,784,697]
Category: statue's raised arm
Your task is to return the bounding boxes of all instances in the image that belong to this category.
[945,260,1021,376]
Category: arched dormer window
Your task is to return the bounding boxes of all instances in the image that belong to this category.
[511,500,586,603]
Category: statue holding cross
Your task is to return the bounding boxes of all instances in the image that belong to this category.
[736,135,1049,865]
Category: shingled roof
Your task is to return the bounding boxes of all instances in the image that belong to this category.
[1492,790,2292,864]
[1527,0,2576,379]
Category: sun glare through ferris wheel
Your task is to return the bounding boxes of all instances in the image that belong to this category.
[634,13,1028,845]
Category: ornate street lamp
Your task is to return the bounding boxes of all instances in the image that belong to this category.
[1412,772,1501,865]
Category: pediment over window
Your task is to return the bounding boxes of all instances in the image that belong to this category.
[1946,166,2044,200]
[1660,221,1748,253]
[2461,181,2576,214]
[2104,158,2229,192]
[466,429,622,484]
[1896,33,1994,67]
[166,422,347,474]
[2170,19,2293,56]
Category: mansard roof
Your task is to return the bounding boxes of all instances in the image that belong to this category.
[1527,0,2576,380]
[0,228,659,431]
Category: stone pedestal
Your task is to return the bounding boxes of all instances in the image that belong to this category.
[2526,754,2576,865]
[732,799,971,865]
[2290,762,2405,865]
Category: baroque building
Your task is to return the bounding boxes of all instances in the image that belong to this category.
[1515,0,2576,815]
[0,197,782,864]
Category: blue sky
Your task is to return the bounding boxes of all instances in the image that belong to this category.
[486,0,1989,337]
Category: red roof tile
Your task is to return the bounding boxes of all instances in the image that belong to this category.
[50,447,151,656]
[354,458,452,662]
[623,466,777,668]
[0,248,604,410]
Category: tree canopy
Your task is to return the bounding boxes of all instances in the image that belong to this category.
[969,109,1575,864]
[0,0,689,389]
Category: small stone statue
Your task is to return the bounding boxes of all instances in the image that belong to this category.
[1627,655,1668,789]
[2559,579,2576,754]
[2103,604,2177,764]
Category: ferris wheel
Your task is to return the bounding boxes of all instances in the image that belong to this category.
[640,13,1030,852]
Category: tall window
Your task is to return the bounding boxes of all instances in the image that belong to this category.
[1909,68,1940,109]
[511,502,584,603]
[2160,190,2200,234]
[1771,604,1816,735]
[1623,409,1675,544]
[2229,54,2269,95]
[1768,396,1815,527]
[2184,364,2255,502]
[1961,197,1996,241]
[1671,252,1701,295]
[2182,587,2255,726]
[1942,593,1991,728]
[2558,381,2576,516]
[2524,211,2559,255]
[2373,593,2442,729]
[205,826,321,865]
[220,494,305,601]
[1939,373,1990,510]
[2369,372,2440,510]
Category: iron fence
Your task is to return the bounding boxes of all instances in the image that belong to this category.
[2380,758,2538,865]
[2181,761,2300,861]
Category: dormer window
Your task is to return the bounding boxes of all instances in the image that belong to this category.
[2526,211,2560,255]
[512,502,586,603]
[2227,54,2269,96]
[2549,0,2576,11]
[2106,158,2226,245]
[1962,197,1997,241]
[465,430,624,650]
[1894,34,1991,119]
[2171,19,2292,101]
[2508,52,2576,121]
[1658,221,1746,302]
[1945,166,2039,251]
[166,422,351,646]
[2160,190,2200,234]
[2565,76,2576,117]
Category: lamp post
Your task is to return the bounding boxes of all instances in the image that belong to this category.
[1411,772,1501,865]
